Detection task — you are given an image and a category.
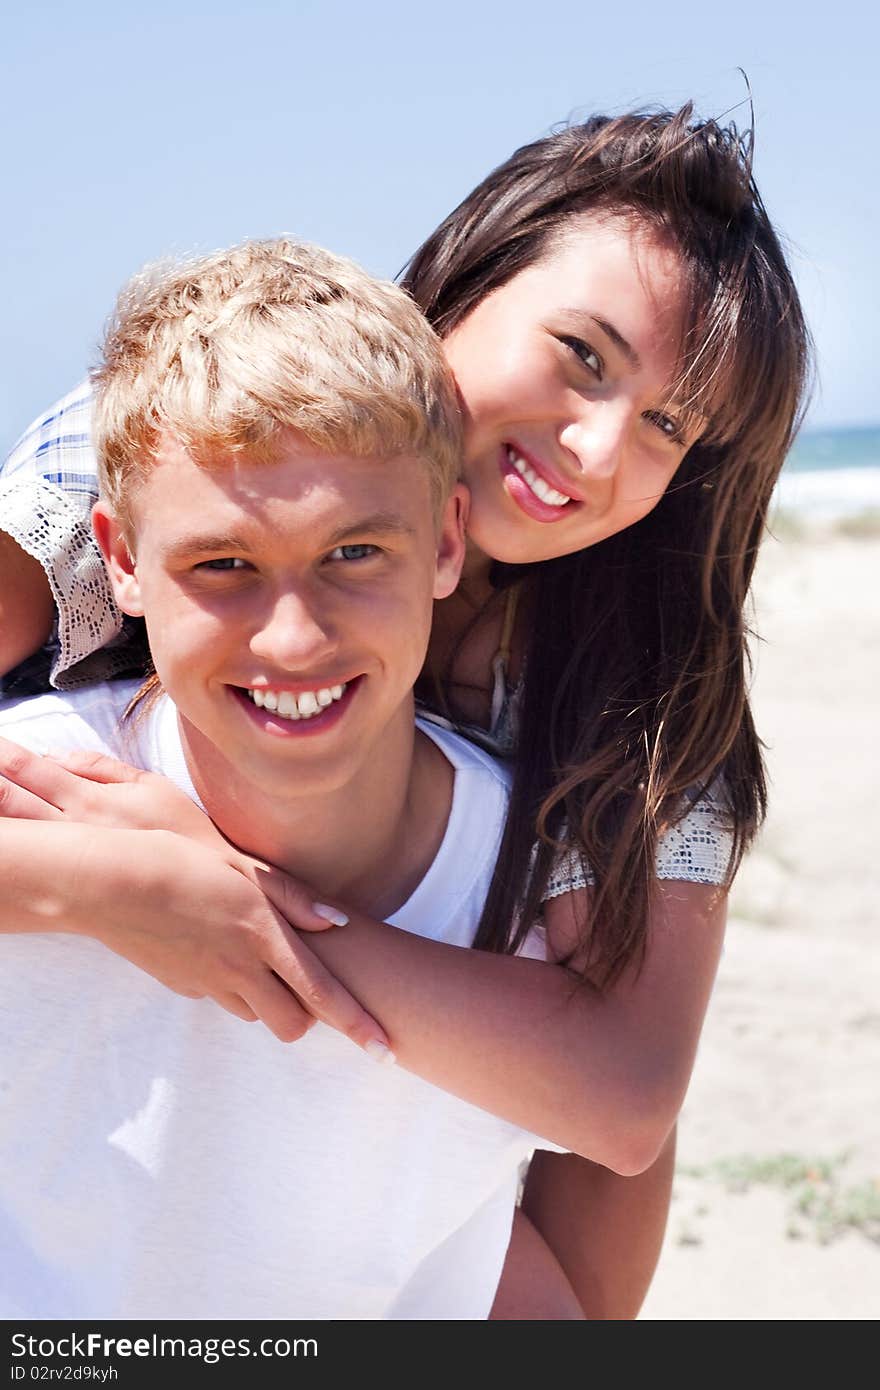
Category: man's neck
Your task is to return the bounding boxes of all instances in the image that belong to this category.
[176,704,454,919]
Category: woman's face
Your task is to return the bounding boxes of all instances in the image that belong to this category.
[442,215,703,567]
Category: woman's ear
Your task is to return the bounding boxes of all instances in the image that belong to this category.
[433,483,469,600]
[91,501,144,617]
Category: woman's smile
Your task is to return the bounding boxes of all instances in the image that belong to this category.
[499,443,583,522]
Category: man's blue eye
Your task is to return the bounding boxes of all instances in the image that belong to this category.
[199,557,246,571]
[328,544,377,562]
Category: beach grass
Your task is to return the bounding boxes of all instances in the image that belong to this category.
[678,1152,880,1246]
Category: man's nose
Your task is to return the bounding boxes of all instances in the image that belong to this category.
[250,587,338,669]
[558,402,631,482]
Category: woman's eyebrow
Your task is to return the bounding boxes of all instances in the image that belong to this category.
[561,309,642,372]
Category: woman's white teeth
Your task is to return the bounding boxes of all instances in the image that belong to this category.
[248,684,348,720]
[508,449,570,507]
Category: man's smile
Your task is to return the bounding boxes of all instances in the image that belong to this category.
[230,677,362,737]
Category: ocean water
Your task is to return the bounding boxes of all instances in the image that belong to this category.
[773,424,880,520]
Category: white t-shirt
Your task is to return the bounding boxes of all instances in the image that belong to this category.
[0,682,545,1321]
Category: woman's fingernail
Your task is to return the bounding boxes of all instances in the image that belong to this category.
[311,902,349,927]
[365,1040,397,1066]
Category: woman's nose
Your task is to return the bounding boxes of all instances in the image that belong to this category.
[558,403,631,482]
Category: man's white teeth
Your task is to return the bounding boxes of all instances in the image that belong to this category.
[248,684,348,720]
[508,449,571,507]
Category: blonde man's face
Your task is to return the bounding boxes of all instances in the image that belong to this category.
[95,429,465,802]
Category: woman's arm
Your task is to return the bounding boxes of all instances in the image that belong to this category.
[0,531,55,676]
[284,879,724,1168]
[0,741,725,1167]
[0,747,392,1054]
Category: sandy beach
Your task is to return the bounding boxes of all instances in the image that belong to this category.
[640,522,880,1320]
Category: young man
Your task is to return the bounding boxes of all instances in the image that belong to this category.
[0,240,569,1319]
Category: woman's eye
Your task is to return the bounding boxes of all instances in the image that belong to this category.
[645,411,685,445]
[327,544,378,563]
[560,336,603,378]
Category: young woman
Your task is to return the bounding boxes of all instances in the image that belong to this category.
[0,104,810,1317]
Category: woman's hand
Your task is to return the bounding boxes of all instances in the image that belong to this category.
[0,736,234,849]
[0,736,391,1056]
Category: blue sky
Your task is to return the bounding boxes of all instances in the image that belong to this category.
[2,0,876,450]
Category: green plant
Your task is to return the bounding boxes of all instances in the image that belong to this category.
[678,1151,880,1245]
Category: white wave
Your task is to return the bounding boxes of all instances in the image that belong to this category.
[772,466,880,519]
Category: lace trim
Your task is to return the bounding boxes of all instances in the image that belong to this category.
[0,476,131,688]
[543,783,733,899]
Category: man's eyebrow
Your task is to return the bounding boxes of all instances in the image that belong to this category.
[561,310,642,372]
[324,513,418,545]
[161,532,253,561]
[160,513,418,561]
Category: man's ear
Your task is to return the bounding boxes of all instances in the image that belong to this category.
[91,501,144,617]
[433,483,469,600]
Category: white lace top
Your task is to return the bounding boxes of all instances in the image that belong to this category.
[0,382,147,692]
[542,785,733,898]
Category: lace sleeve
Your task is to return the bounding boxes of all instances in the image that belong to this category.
[0,381,146,688]
[542,781,734,902]
[653,781,734,884]
[1,474,118,669]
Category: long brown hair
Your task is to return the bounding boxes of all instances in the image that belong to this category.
[401,105,812,986]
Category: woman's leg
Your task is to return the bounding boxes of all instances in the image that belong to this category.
[520,1127,677,1319]
[490,1208,585,1320]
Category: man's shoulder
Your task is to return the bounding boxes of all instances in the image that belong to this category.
[415,715,512,793]
[392,720,511,945]
[0,679,141,757]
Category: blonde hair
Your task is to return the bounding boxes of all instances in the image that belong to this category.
[93,238,462,525]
